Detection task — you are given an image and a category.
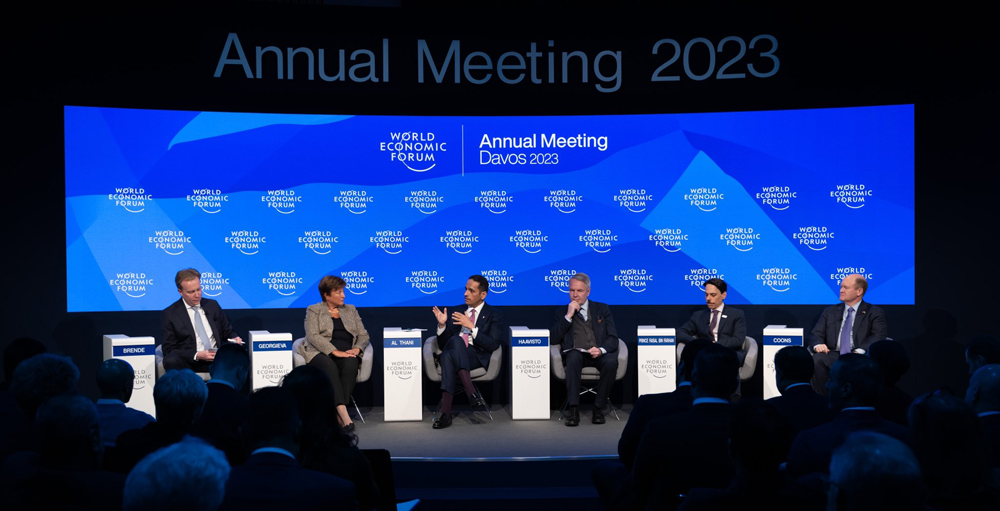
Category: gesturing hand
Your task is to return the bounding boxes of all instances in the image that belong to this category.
[432,306,448,327]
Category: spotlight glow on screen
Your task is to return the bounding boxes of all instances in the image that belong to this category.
[65,105,914,312]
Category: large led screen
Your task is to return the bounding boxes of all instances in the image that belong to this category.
[66,105,913,311]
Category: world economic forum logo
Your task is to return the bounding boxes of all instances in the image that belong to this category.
[299,230,338,255]
[684,268,723,290]
[830,183,872,209]
[615,269,653,293]
[342,270,374,295]
[756,186,796,211]
[109,187,152,213]
[648,228,687,253]
[545,189,582,213]
[226,230,266,255]
[334,190,373,214]
[262,189,300,214]
[200,272,229,298]
[476,190,512,214]
[109,272,153,298]
[405,190,442,214]
[440,230,479,254]
[148,230,190,256]
[481,269,512,294]
[371,230,408,254]
[615,189,652,213]
[580,229,617,253]
[406,270,443,294]
[756,268,797,292]
[545,269,577,293]
[380,131,447,172]
[510,229,547,253]
[263,271,303,296]
[720,227,759,252]
[793,226,834,251]
[684,187,724,212]
[187,189,227,214]
[829,267,874,286]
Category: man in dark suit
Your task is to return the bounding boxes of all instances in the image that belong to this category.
[678,278,747,364]
[161,268,242,372]
[95,358,155,447]
[430,275,505,429]
[808,274,887,394]
[221,386,357,511]
[192,342,250,465]
[552,272,619,426]
[966,363,1000,467]
[767,345,835,450]
[623,344,741,510]
[786,354,911,480]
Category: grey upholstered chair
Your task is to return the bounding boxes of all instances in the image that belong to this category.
[422,335,503,420]
[549,339,629,420]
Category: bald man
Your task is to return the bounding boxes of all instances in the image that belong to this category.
[807,274,887,394]
[966,364,1000,467]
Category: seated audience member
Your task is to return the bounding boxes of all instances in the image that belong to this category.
[910,390,1000,510]
[220,386,358,511]
[95,359,155,447]
[967,335,1000,375]
[282,365,380,511]
[678,399,816,511]
[868,340,913,426]
[192,343,250,465]
[110,369,208,473]
[2,394,127,511]
[123,437,229,511]
[967,364,1000,467]
[786,354,911,480]
[622,344,741,510]
[4,353,79,461]
[592,339,710,509]
[767,345,835,449]
[826,432,923,511]
[0,338,47,453]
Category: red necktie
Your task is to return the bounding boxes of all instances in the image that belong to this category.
[462,308,477,347]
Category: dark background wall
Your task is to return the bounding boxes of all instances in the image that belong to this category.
[2,4,993,406]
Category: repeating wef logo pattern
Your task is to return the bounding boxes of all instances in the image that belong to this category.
[380,131,447,173]
[262,189,300,214]
[510,230,547,253]
[109,187,152,213]
[406,270,443,295]
[405,190,442,214]
[299,230,338,255]
[334,190,373,215]
[440,230,478,254]
[200,272,229,297]
[649,228,687,252]
[830,267,874,285]
[187,189,227,213]
[110,272,153,298]
[793,226,833,251]
[685,187,724,212]
[481,269,513,294]
[580,229,617,253]
[545,189,582,213]
[544,269,577,293]
[720,227,759,252]
[757,268,798,292]
[475,190,512,214]
[342,271,374,295]
[148,230,190,256]
[684,268,723,290]
[226,230,266,255]
[831,183,872,209]
[615,269,652,293]
[756,186,796,210]
[370,230,408,254]
[614,188,652,213]
[263,271,302,296]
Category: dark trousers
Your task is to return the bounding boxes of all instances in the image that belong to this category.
[309,353,360,406]
[811,350,840,395]
[439,335,484,394]
[564,350,618,407]
[163,351,211,373]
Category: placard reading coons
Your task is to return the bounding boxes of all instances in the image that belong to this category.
[65,105,913,311]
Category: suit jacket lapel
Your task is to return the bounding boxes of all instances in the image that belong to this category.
[852,301,867,337]
[474,303,488,329]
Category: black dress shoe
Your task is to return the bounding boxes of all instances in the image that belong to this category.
[592,408,606,425]
[565,407,580,427]
[432,413,452,429]
[469,393,486,408]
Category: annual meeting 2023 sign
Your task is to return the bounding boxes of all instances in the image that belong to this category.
[65,104,913,311]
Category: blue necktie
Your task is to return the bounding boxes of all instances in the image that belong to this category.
[839,307,854,355]
[193,305,213,351]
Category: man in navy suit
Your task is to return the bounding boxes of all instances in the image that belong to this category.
[551,273,619,426]
[430,275,505,429]
[808,274,887,394]
[161,268,242,372]
[678,278,747,364]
